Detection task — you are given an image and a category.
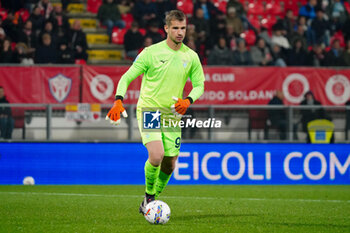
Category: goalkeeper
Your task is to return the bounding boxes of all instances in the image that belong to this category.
[106,10,205,215]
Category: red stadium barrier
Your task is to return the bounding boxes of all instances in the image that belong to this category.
[0,66,350,106]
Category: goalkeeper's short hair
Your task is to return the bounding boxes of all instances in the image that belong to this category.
[165,10,186,26]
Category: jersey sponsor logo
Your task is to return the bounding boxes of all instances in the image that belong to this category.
[48,74,72,103]
[182,60,188,68]
[90,74,114,101]
[325,74,350,105]
[160,59,167,64]
[143,110,161,129]
[282,73,310,104]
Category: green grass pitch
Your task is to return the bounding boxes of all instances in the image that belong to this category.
[0,185,350,233]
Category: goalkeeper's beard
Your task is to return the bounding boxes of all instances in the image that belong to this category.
[170,36,183,45]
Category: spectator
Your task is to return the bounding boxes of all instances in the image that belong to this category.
[0,38,14,63]
[28,6,45,36]
[50,5,70,41]
[2,11,18,42]
[67,20,88,61]
[193,0,221,20]
[0,0,24,12]
[124,21,144,59]
[299,0,318,19]
[226,0,245,17]
[143,36,153,47]
[56,41,74,64]
[209,12,226,46]
[271,25,290,49]
[145,22,163,44]
[310,8,330,46]
[326,0,347,25]
[37,0,54,19]
[278,9,295,37]
[233,39,253,66]
[225,24,238,50]
[267,90,286,140]
[226,7,243,37]
[300,91,327,143]
[0,86,14,139]
[342,39,350,66]
[307,43,326,66]
[189,8,210,41]
[12,42,34,64]
[35,33,57,63]
[287,39,308,66]
[289,24,308,51]
[207,36,234,65]
[0,27,6,45]
[118,0,135,14]
[132,0,157,28]
[258,27,272,47]
[38,20,58,47]
[250,37,273,66]
[98,0,125,41]
[61,0,69,12]
[343,16,350,41]
[17,20,37,58]
[270,43,287,67]
[155,0,176,27]
[324,39,344,66]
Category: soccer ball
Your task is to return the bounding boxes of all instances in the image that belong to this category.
[144,200,171,224]
[23,176,35,185]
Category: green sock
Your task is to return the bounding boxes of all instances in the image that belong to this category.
[155,171,172,198]
[144,160,160,195]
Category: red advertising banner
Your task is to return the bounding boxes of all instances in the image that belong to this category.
[82,65,142,104]
[1,65,349,105]
[0,66,80,103]
[82,66,350,106]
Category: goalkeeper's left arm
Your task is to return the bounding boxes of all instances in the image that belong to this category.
[172,53,205,116]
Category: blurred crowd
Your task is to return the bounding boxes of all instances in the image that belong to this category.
[1,0,350,66]
[0,0,87,64]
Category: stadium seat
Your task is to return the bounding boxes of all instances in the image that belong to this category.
[344,2,350,14]
[265,2,284,17]
[16,8,30,23]
[240,29,256,46]
[111,28,128,45]
[75,59,87,65]
[177,0,193,17]
[247,2,265,16]
[248,15,261,31]
[330,31,345,48]
[87,0,102,13]
[213,0,227,14]
[121,13,134,29]
[139,28,146,36]
[0,8,7,20]
[260,16,277,31]
[248,110,268,140]
[12,108,26,139]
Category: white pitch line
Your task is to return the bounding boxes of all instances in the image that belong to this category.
[0,191,349,204]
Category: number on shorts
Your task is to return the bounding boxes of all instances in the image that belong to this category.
[175,137,181,148]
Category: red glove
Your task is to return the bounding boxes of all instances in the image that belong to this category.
[171,96,191,116]
[105,99,128,125]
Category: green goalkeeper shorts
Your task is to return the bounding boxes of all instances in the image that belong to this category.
[137,109,181,157]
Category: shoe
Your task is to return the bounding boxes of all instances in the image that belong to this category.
[139,193,155,215]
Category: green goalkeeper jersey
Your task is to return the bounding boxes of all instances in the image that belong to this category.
[116,40,205,109]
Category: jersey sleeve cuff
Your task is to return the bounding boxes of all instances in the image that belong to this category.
[115,95,124,101]
[186,97,193,104]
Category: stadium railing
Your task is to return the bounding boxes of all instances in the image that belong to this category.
[0,103,349,143]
